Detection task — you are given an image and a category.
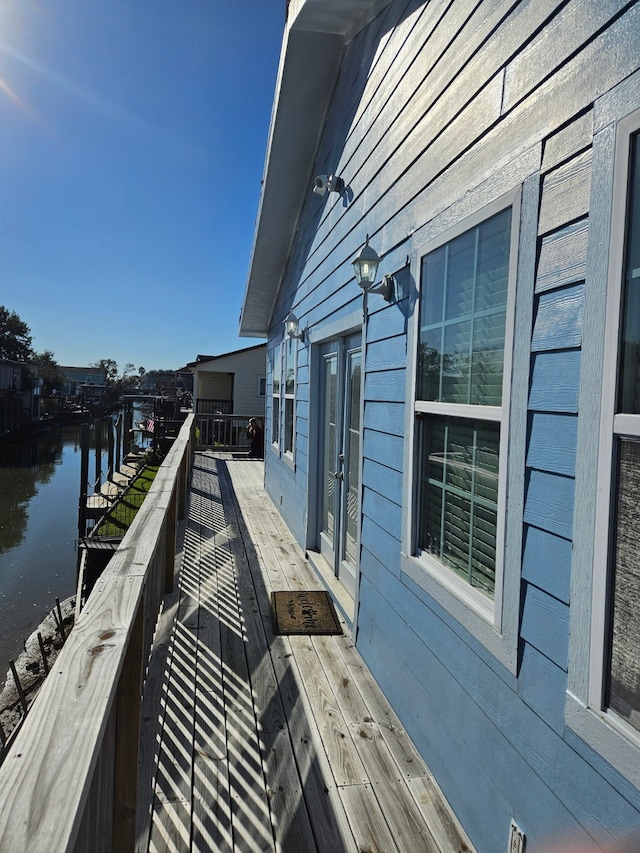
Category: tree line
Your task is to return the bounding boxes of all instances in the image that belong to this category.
[0,305,174,401]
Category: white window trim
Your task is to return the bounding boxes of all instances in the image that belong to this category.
[579,106,640,775]
[271,344,281,451]
[283,334,297,465]
[590,116,638,709]
[567,100,640,788]
[401,184,527,674]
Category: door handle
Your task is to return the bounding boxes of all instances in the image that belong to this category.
[333,470,343,480]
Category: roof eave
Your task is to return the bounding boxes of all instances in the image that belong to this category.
[239,0,392,338]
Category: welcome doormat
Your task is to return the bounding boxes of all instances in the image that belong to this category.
[271,590,342,636]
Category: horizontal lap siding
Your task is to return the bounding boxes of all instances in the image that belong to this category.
[266,2,640,849]
[522,140,589,679]
[357,571,640,849]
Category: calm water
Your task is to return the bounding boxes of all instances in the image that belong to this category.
[0,424,109,667]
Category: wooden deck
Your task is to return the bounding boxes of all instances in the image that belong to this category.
[135,452,473,853]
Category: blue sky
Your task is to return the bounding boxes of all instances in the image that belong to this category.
[0,0,283,371]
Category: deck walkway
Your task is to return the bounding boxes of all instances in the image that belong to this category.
[135,452,473,853]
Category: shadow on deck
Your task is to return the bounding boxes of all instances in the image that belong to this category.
[135,452,473,853]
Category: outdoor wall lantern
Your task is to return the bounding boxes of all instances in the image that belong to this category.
[285,311,305,341]
[352,236,395,302]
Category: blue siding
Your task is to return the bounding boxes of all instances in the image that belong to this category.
[517,642,567,735]
[363,400,405,436]
[361,457,403,502]
[527,412,578,477]
[529,350,581,413]
[523,470,575,540]
[520,583,570,671]
[521,526,572,605]
[361,427,404,471]
[360,515,401,578]
[531,283,585,352]
[357,577,612,851]
[364,368,406,403]
[259,1,640,849]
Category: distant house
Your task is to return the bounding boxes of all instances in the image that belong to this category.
[239,2,640,851]
[60,366,107,406]
[0,358,40,432]
[189,344,267,417]
[174,365,194,397]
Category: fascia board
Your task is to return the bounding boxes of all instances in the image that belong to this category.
[239,0,393,338]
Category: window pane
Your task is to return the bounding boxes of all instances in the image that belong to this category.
[285,339,295,395]
[272,397,279,444]
[417,339,442,400]
[322,356,337,538]
[607,439,640,731]
[418,416,499,598]
[421,247,446,327]
[445,229,476,321]
[285,398,294,453]
[619,132,640,414]
[417,208,511,405]
[471,310,507,406]
[442,320,471,404]
[272,345,280,395]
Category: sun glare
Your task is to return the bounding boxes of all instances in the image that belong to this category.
[0,1,33,118]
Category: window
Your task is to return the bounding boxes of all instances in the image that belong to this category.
[272,345,280,446]
[258,376,266,397]
[604,129,640,733]
[270,339,296,456]
[414,207,513,603]
[284,337,296,455]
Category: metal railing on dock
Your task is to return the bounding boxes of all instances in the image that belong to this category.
[194,412,263,451]
[0,414,195,852]
[194,397,233,414]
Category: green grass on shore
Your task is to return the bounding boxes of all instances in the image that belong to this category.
[94,466,160,537]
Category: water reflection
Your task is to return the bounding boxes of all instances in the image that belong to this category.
[0,426,95,668]
[0,431,64,556]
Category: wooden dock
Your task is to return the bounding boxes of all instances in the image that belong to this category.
[135,452,473,853]
[84,457,143,517]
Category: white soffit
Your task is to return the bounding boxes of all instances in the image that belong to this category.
[239,0,393,338]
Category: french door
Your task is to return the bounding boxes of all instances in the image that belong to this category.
[318,334,362,598]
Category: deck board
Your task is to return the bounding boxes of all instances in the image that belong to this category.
[136,452,474,853]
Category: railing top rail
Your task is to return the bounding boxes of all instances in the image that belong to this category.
[0,414,195,852]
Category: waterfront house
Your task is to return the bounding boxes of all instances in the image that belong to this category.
[60,365,107,405]
[189,343,267,418]
[0,358,41,433]
[239,1,640,850]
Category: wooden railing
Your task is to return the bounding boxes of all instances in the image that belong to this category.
[0,415,196,853]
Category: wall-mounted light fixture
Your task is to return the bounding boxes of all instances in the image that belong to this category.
[352,236,395,302]
[313,173,344,196]
[285,311,305,341]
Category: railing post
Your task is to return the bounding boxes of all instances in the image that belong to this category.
[78,422,90,544]
[165,484,177,594]
[115,412,122,473]
[178,452,188,521]
[112,600,145,852]
[107,415,115,481]
[94,418,102,493]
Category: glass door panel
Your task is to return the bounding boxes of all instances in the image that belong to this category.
[320,354,338,546]
[341,349,361,575]
[318,336,361,598]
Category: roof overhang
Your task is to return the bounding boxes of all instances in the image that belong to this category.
[239,0,393,338]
